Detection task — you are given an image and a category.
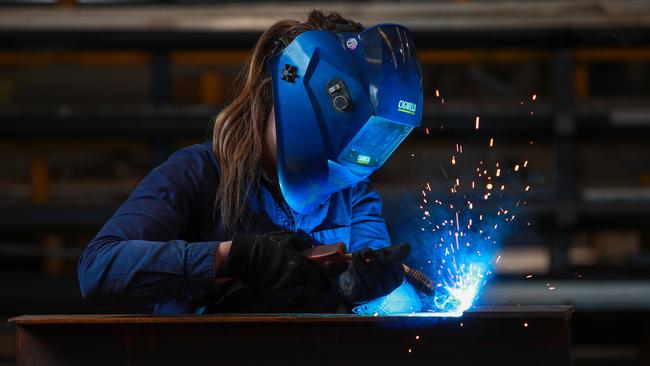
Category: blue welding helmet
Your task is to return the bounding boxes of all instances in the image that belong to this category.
[268,24,423,214]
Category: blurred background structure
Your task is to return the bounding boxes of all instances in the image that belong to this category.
[1,0,650,365]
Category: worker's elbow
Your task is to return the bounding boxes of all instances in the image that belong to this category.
[77,243,116,305]
[78,254,103,304]
[78,275,100,304]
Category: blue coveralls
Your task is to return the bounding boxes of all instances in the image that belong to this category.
[78,142,391,314]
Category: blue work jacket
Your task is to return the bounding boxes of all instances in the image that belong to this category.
[78,142,391,314]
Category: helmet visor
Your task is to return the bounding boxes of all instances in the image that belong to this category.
[340,116,412,168]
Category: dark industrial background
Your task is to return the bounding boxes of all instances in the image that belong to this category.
[1,0,649,365]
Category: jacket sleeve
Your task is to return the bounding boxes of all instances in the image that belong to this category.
[348,179,391,253]
[77,145,221,307]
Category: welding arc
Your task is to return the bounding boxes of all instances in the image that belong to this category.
[344,254,435,296]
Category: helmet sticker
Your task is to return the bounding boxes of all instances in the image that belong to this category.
[397,100,417,115]
[346,37,358,50]
[356,155,371,164]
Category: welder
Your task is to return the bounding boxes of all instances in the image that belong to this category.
[77,10,423,314]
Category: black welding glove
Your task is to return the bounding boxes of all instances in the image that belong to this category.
[338,243,411,305]
[220,232,330,292]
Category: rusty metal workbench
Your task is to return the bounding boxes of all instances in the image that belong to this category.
[10,305,573,366]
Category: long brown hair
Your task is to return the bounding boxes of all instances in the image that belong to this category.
[212,10,364,232]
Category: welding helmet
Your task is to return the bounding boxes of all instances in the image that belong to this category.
[268,24,423,214]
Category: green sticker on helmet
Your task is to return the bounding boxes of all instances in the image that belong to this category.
[356,155,371,164]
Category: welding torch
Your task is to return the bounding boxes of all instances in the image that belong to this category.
[302,243,435,296]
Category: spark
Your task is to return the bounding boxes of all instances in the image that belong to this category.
[523,160,528,167]
[496,168,501,177]
[524,322,529,327]
[486,183,493,190]
[425,127,430,135]
[451,156,456,165]
[435,89,440,98]
[525,185,530,192]
[526,274,533,279]
[532,94,537,101]
[415,335,420,340]
[514,164,520,172]
[475,116,480,130]
[489,138,494,147]
[439,162,449,179]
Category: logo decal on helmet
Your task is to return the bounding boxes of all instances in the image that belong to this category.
[397,100,417,115]
[346,37,358,50]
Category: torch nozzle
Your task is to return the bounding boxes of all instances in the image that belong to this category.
[403,265,435,296]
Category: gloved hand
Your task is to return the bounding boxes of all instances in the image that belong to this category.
[338,243,411,304]
[220,232,330,292]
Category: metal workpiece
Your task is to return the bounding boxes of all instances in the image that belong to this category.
[11,305,574,366]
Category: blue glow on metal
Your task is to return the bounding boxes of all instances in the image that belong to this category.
[352,281,422,315]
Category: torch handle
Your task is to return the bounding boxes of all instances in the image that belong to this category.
[301,243,435,296]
